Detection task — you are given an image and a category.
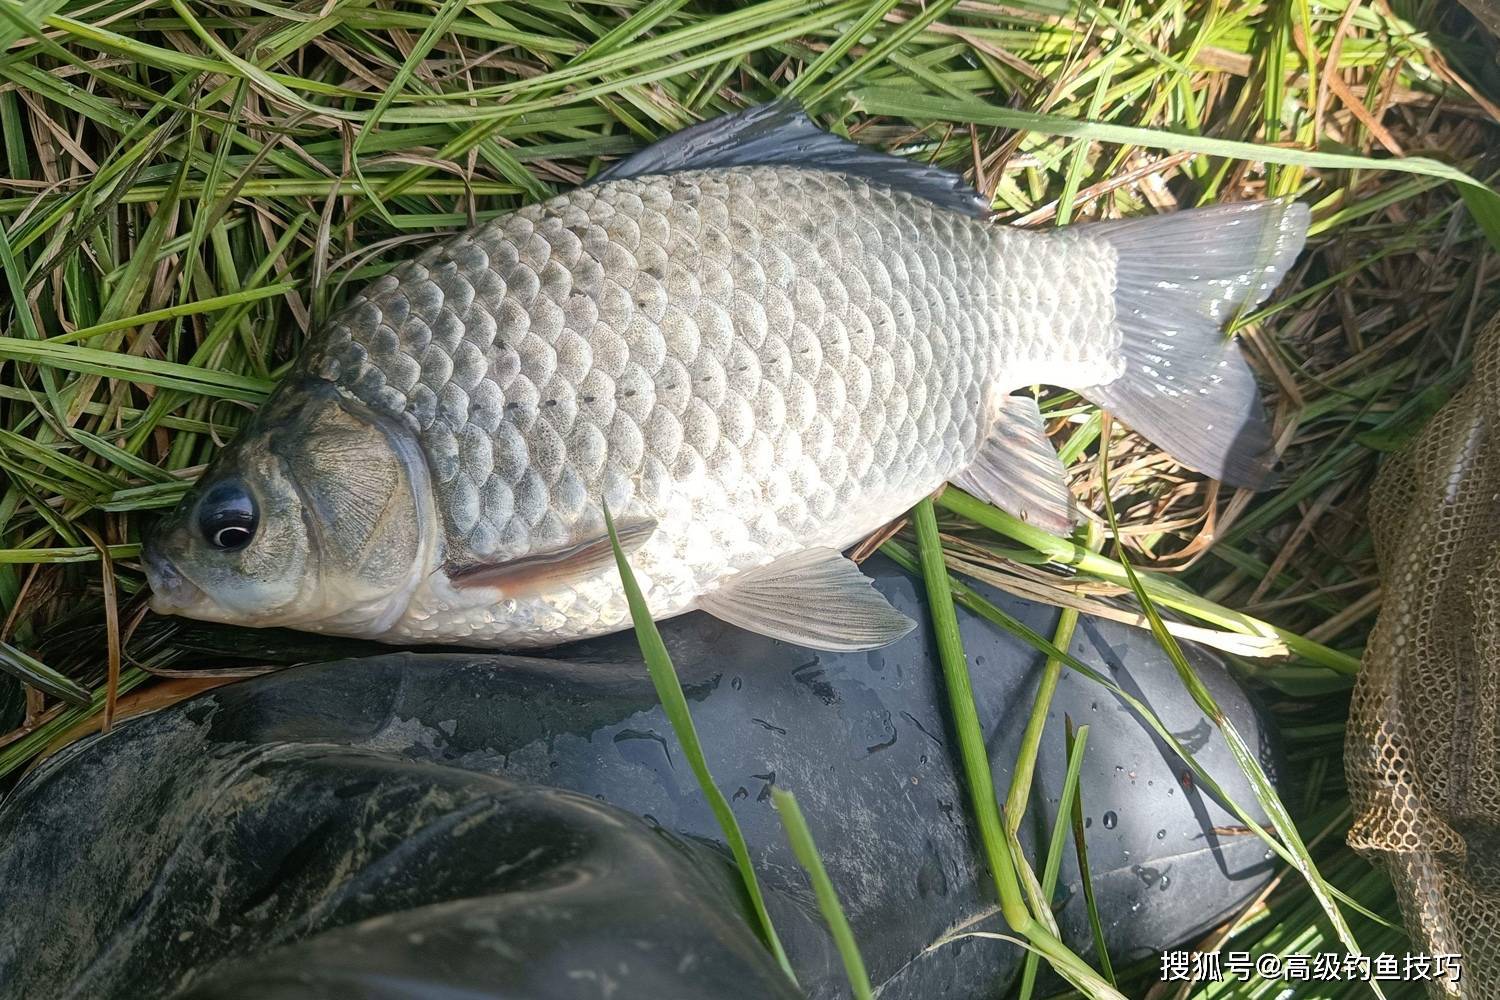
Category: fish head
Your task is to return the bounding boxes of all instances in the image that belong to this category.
[143,378,436,636]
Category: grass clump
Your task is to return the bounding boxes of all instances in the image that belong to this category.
[1,1,1498,997]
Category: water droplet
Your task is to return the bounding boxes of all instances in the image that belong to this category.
[1103,811,1118,829]
[731,676,742,690]
[1084,816,1092,829]
[1156,828,1166,840]
[1159,875,1171,891]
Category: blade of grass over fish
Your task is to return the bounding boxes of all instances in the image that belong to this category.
[1017,721,1091,1000]
[771,788,875,1000]
[912,499,1125,999]
[1092,431,1379,997]
[602,505,795,985]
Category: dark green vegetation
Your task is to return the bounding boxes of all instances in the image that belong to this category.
[1,1,1498,997]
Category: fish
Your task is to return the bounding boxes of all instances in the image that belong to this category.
[143,103,1309,651]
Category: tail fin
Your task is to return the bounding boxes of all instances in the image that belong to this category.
[1080,199,1309,488]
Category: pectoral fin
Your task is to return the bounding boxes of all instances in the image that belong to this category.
[952,394,1076,535]
[449,519,658,594]
[699,547,916,651]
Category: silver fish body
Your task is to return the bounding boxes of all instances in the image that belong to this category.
[309,166,1112,645]
[143,106,1307,650]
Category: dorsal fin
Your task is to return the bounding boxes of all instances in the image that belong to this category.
[590,102,989,218]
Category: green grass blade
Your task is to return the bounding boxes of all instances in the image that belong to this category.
[1004,604,1076,834]
[883,537,1381,922]
[0,638,90,707]
[1093,432,1381,998]
[0,338,272,402]
[938,488,1359,674]
[770,788,874,1000]
[0,0,65,51]
[1066,719,1115,988]
[912,498,1125,1000]
[850,87,1500,251]
[0,667,150,778]
[47,284,297,347]
[1018,721,1091,1000]
[602,505,796,985]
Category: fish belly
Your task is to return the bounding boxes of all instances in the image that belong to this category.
[304,165,1115,646]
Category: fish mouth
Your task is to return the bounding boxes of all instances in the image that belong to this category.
[141,532,206,616]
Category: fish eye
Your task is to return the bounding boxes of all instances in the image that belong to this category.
[197,480,259,552]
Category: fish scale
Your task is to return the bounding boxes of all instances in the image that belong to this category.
[300,165,1114,644]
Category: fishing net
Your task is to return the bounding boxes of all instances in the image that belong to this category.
[1346,316,1500,997]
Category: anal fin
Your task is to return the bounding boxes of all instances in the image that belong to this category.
[699,547,916,652]
[952,395,1076,535]
[449,519,658,594]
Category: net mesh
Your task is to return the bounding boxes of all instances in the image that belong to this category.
[1347,318,1500,997]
